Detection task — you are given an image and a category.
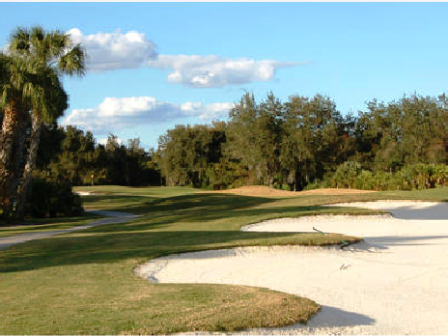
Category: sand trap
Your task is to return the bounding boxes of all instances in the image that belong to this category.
[136,201,448,335]
[200,186,376,197]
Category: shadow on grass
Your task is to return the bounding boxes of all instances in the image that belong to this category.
[84,194,380,233]
[89,206,362,234]
[81,194,270,215]
[81,195,156,211]
[0,229,347,273]
[0,213,101,231]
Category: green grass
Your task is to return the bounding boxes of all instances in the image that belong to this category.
[0,213,101,238]
[74,185,198,197]
[0,186,446,334]
[379,187,448,201]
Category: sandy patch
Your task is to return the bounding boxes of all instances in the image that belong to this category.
[299,188,376,195]
[136,201,448,335]
[75,191,132,196]
[74,191,92,196]
[200,186,375,197]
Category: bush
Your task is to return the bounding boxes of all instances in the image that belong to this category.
[331,161,361,189]
[354,170,374,190]
[26,177,83,218]
[321,163,447,191]
[303,181,322,191]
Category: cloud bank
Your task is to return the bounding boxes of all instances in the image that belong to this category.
[62,96,234,134]
[67,28,304,87]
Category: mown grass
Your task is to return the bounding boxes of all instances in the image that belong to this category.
[0,213,101,238]
[74,185,198,198]
[0,186,446,334]
[379,187,448,201]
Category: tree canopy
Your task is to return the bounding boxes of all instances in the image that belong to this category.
[157,92,447,191]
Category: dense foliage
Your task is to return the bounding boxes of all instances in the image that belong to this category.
[34,124,161,187]
[158,92,447,191]
[308,162,448,191]
[26,177,83,218]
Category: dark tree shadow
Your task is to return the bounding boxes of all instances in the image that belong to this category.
[382,203,448,220]
[0,230,330,273]
[344,235,448,253]
[281,305,375,330]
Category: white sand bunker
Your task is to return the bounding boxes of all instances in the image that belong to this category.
[137,201,448,335]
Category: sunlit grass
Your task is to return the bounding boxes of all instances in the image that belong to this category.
[73,185,198,197]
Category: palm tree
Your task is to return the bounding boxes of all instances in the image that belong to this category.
[0,54,31,218]
[16,68,69,218]
[1,26,86,219]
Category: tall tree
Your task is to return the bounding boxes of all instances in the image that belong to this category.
[258,92,283,186]
[5,26,86,219]
[16,69,69,217]
[280,94,343,190]
[225,93,259,185]
[9,26,86,217]
[0,53,33,217]
[225,93,283,186]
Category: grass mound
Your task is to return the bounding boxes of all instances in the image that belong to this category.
[124,285,320,334]
[200,185,376,197]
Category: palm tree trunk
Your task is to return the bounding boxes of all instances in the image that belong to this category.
[16,114,42,219]
[0,100,26,218]
[12,112,29,215]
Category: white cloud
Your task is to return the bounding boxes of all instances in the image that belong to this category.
[67,28,157,72]
[147,55,303,88]
[62,96,234,134]
[65,28,305,87]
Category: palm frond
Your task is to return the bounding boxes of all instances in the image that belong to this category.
[58,44,86,77]
[8,27,30,55]
[2,25,86,123]
[1,85,12,107]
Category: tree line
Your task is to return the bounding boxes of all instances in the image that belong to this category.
[35,124,161,187]
[157,92,447,191]
[2,83,446,219]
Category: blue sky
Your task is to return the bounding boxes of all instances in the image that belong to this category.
[1,2,448,149]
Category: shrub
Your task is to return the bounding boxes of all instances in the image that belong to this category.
[26,177,83,218]
[322,163,447,191]
[354,170,374,190]
[331,161,361,188]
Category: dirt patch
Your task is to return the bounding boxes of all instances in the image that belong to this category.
[299,188,376,195]
[200,186,376,197]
